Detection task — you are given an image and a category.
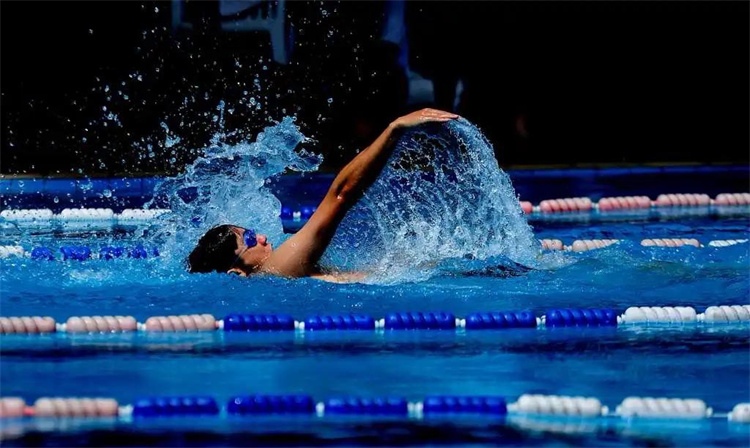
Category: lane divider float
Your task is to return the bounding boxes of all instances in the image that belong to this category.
[1,192,747,227]
[1,395,747,423]
[537,238,748,252]
[2,305,748,335]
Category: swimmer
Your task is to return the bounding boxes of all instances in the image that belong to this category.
[187,108,459,282]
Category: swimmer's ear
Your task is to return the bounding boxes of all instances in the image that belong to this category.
[227,267,248,277]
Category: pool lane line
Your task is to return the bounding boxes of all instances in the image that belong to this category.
[1,192,748,228]
[540,238,748,252]
[2,305,749,335]
[1,395,748,423]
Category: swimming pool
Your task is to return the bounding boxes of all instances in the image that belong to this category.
[1,121,749,446]
[2,194,749,446]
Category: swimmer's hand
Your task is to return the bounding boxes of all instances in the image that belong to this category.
[391,108,459,130]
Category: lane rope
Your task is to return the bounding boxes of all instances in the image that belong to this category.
[1,192,748,228]
[1,395,747,422]
[2,305,748,335]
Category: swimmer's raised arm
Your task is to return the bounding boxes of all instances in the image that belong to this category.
[327,109,459,208]
[261,109,458,277]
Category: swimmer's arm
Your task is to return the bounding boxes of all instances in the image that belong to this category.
[327,109,458,207]
[263,109,458,277]
[260,124,402,277]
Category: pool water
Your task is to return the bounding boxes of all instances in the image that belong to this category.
[1,210,749,446]
[2,120,749,445]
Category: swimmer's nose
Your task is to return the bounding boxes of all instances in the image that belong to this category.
[257,234,268,246]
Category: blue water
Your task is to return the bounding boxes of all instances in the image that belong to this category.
[1,119,749,446]
[1,213,749,446]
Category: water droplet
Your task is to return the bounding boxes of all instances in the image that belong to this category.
[327,98,333,104]
[53,196,59,203]
[102,189,112,198]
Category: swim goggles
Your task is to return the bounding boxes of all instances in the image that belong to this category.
[231,228,257,267]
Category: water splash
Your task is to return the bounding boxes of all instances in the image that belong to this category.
[147,114,322,264]
[147,116,543,282]
[320,119,543,282]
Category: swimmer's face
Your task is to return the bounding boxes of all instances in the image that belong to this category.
[226,226,273,276]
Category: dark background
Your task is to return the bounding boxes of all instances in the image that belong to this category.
[1,1,748,176]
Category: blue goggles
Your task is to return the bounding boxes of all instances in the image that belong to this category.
[242,228,257,248]
[231,228,257,269]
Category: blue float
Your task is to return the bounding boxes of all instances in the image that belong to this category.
[128,245,158,259]
[324,397,408,415]
[227,395,315,415]
[423,396,507,415]
[465,311,536,329]
[132,396,219,417]
[546,308,617,327]
[223,314,295,332]
[30,247,55,260]
[100,246,125,260]
[384,312,455,330]
[305,314,375,331]
[60,246,92,261]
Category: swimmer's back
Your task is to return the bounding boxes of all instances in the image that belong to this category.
[310,271,368,283]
